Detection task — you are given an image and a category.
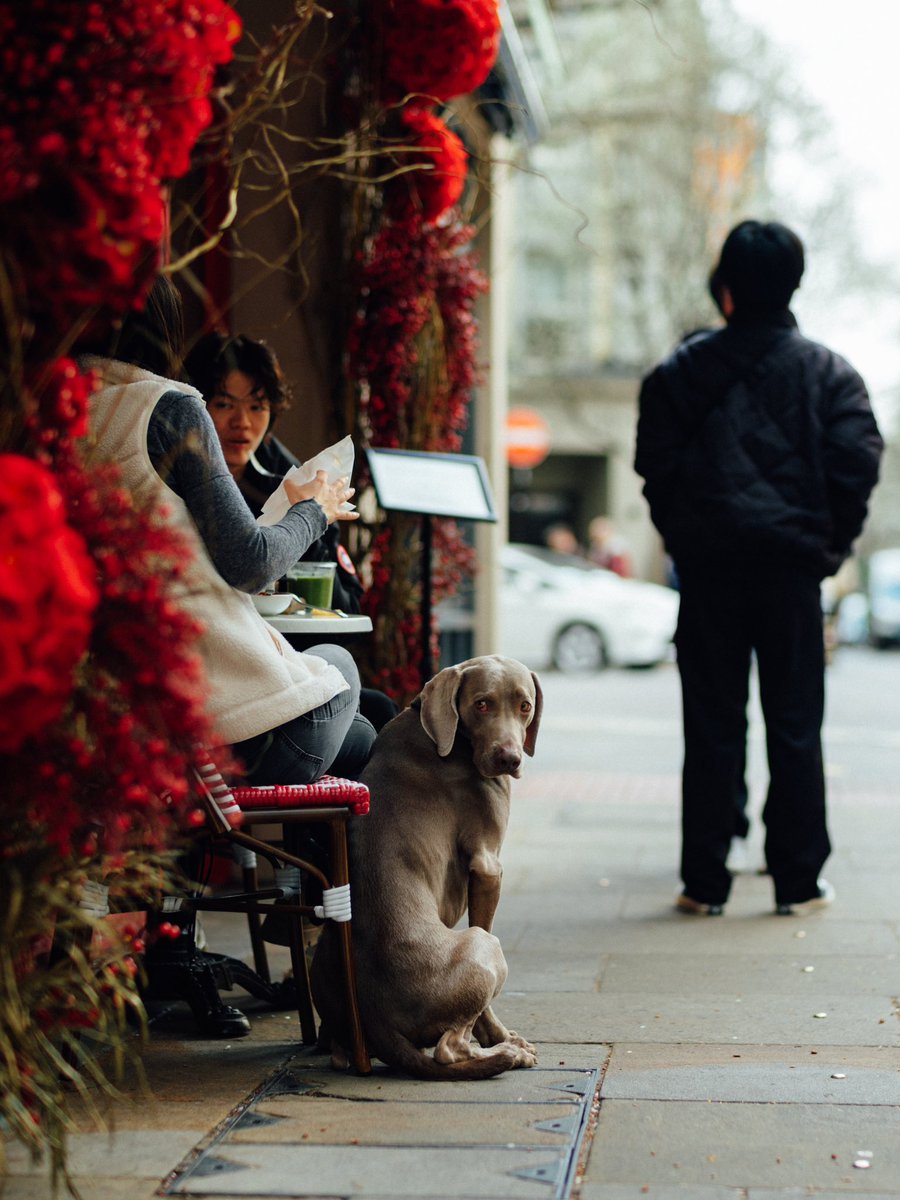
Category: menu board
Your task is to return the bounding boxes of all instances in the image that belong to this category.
[366,447,498,522]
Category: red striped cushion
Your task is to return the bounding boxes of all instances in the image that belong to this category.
[232,776,370,816]
[197,759,243,828]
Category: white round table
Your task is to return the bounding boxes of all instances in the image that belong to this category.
[263,612,373,637]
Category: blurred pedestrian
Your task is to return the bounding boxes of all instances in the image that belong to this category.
[586,516,632,577]
[635,219,883,917]
[544,523,583,558]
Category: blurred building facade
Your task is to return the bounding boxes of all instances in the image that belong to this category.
[504,0,762,580]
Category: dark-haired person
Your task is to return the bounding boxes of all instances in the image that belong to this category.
[635,220,883,918]
[79,276,377,790]
[184,332,364,611]
[184,331,398,731]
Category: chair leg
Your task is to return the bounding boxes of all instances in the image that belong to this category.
[232,832,271,982]
[329,815,371,1075]
[286,901,318,1045]
[241,863,271,983]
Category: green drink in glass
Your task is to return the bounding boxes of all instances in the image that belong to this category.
[286,561,336,608]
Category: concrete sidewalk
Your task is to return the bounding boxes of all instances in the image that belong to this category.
[4,734,899,1197]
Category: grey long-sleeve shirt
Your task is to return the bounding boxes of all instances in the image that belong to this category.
[147,389,325,592]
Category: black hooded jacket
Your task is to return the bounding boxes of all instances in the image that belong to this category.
[635,311,883,580]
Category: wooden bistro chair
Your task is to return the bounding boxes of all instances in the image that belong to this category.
[187,758,372,1074]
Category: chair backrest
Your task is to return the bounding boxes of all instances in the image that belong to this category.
[194,756,243,835]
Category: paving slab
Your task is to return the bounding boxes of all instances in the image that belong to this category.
[501,953,606,992]
[597,906,900,955]
[601,1042,900,1103]
[229,1097,582,1145]
[580,1185,743,1200]
[497,988,898,1047]
[163,1062,598,1198]
[584,1099,900,1192]
[279,1063,599,1105]
[167,1143,575,1197]
[496,888,627,926]
[746,1192,900,1200]
[0,1178,163,1200]
[3,1130,201,1179]
[597,951,900,995]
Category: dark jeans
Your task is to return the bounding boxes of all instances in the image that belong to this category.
[230,644,376,785]
[675,564,830,907]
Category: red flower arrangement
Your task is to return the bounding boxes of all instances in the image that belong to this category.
[0,0,240,1176]
[385,106,468,225]
[0,443,221,861]
[0,454,98,755]
[0,0,241,343]
[378,0,501,103]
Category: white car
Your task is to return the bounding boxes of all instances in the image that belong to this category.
[499,543,679,672]
[867,548,900,647]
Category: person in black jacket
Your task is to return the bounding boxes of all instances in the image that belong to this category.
[635,220,883,918]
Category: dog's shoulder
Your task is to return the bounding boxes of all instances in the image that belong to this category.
[362,703,432,774]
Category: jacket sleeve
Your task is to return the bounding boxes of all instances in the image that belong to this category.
[634,365,687,540]
[821,356,884,558]
[148,392,327,591]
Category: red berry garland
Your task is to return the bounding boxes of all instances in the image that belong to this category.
[349,218,485,700]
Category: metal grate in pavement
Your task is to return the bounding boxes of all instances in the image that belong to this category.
[163,1060,598,1199]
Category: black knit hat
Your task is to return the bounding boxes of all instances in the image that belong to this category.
[710,220,805,315]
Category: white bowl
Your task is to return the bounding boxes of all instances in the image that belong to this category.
[251,592,293,615]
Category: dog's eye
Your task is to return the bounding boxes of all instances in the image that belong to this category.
[520,701,532,714]
[474,698,490,712]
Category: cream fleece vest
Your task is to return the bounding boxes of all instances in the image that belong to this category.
[81,358,348,745]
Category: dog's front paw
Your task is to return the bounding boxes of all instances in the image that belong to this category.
[506,1030,536,1056]
[506,1037,537,1069]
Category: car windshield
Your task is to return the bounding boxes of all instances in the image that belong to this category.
[507,543,600,574]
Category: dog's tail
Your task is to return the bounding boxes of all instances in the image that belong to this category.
[379,1034,521,1081]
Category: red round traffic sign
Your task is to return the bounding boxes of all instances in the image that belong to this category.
[506,406,551,469]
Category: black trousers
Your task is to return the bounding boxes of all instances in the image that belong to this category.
[675,564,831,907]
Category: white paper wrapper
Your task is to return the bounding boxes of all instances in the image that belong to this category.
[257,435,356,527]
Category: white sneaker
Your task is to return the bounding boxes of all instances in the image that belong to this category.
[775,879,835,917]
[675,892,724,916]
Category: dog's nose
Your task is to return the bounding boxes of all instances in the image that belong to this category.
[492,745,522,776]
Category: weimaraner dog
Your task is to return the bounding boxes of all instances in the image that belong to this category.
[311,655,542,1079]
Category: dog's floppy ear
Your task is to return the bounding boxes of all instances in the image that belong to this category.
[419,665,464,756]
[524,671,543,758]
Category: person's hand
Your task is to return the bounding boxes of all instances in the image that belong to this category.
[285,470,359,525]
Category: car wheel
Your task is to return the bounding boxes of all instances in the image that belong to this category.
[553,622,607,672]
